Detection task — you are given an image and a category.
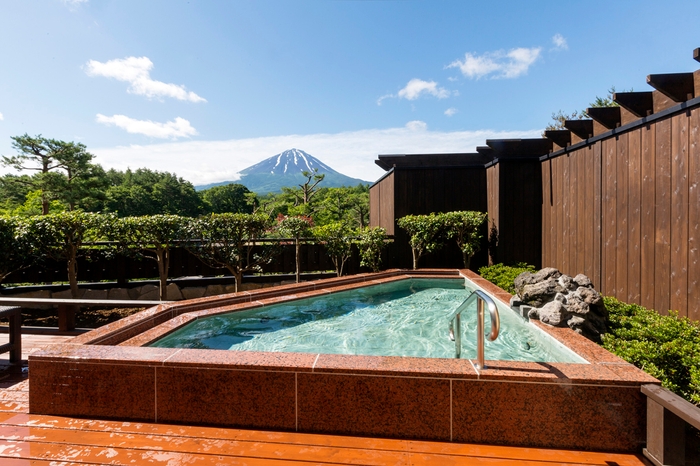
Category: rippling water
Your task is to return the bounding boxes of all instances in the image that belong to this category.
[151,278,584,362]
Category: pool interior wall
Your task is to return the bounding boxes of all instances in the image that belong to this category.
[28,269,658,453]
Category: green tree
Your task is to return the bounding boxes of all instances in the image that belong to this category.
[355,226,388,272]
[188,213,277,292]
[278,215,313,283]
[397,213,446,269]
[103,168,205,217]
[110,215,191,300]
[313,222,354,277]
[441,211,488,268]
[545,87,628,132]
[313,185,370,229]
[0,174,32,214]
[201,184,253,214]
[0,216,35,285]
[1,134,101,215]
[23,212,110,297]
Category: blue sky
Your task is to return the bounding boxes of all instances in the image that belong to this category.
[1,0,699,185]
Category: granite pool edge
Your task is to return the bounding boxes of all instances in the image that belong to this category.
[27,269,658,452]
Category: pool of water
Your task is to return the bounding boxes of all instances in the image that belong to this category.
[150,278,585,362]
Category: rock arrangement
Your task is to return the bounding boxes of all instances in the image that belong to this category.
[510,267,608,342]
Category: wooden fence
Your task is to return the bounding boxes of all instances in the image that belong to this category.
[542,101,700,320]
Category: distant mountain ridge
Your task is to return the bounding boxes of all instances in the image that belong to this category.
[196,148,370,193]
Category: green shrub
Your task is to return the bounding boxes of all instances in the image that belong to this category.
[602,296,700,406]
[477,262,536,294]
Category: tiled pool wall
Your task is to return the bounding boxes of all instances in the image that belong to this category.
[28,269,658,452]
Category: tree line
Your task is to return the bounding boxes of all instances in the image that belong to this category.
[0,212,390,300]
[0,134,370,229]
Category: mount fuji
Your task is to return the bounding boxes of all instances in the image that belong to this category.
[196,149,371,193]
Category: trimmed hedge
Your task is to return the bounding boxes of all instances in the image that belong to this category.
[602,296,700,406]
[477,262,535,295]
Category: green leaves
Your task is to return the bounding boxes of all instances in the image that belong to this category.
[0,216,35,284]
[313,222,354,277]
[188,213,277,291]
[602,297,700,405]
[277,215,313,239]
[355,226,388,273]
[477,263,536,295]
[398,211,487,269]
[20,212,113,297]
[200,184,253,214]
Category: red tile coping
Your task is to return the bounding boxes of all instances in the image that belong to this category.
[28,269,658,452]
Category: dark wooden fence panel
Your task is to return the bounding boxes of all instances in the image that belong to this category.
[655,117,672,315]
[689,108,700,322]
[616,133,629,302]
[487,164,499,265]
[542,103,700,319]
[640,123,657,310]
[670,113,689,315]
[628,128,642,304]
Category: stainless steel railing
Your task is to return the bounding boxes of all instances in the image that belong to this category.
[448,289,500,368]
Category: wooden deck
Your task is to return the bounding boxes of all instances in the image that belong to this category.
[0,333,652,465]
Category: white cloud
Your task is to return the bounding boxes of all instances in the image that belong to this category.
[96,114,198,139]
[444,108,458,117]
[377,78,452,105]
[552,34,568,51]
[89,124,542,186]
[398,79,451,100]
[85,57,206,103]
[63,0,88,5]
[405,120,428,131]
[447,47,542,79]
[0,112,3,121]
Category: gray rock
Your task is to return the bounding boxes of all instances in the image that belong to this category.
[513,267,608,342]
[575,287,603,306]
[573,274,592,287]
[537,300,570,326]
[520,279,564,307]
[532,267,561,282]
[82,289,109,301]
[558,274,576,291]
[181,287,206,300]
[204,284,227,297]
[567,315,586,327]
[107,288,131,301]
[139,289,160,300]
[165,283,183,301]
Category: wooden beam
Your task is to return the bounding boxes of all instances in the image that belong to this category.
[646,73,695,102]
[375,153,491,170]
[614,91,653,117]
[476,146,494,156]
[652,90,676,113]
[485,138,552,157]
[544,130,571,149]
[694,47,700,63]
[564,119,593,140]
[586,107,621,130]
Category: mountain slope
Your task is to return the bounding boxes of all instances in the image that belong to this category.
[196,149,370,193]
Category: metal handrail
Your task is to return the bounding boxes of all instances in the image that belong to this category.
[448,289,500,368]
